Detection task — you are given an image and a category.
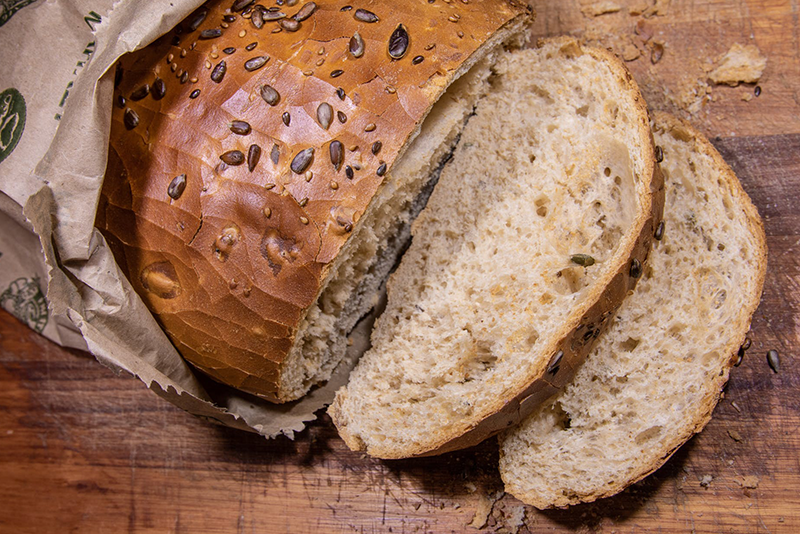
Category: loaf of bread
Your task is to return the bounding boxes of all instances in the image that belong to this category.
[97,0,532,402]
[499,113,768,508]
[328,39,665,458]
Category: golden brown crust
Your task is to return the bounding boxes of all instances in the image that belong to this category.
[98,0,532,401]
[330,37,665,458]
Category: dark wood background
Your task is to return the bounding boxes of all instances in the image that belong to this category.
[2,1,798,532]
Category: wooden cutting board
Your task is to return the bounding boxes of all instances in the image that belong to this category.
[1,1,799,532]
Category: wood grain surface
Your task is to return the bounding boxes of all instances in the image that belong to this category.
[2,0,799,532]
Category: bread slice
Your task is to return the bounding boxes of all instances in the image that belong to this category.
[329,39,664,458]
[499,113,768,508]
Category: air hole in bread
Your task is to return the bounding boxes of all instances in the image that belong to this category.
[619,337,640,352]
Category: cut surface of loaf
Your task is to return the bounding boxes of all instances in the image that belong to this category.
[329,39,664,458]
[97,0,531,402]
[499,113,768,509]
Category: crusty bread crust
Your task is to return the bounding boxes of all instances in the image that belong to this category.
[329,38,665,458]
[97,0,531,401]
[499,112,768,508]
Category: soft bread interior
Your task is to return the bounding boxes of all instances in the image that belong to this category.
[278,40,518,401]
[499,115,766,508]
[330,42,652,457]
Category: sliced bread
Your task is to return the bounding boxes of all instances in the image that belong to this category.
[329,39,665,458]
[499,113,768,508]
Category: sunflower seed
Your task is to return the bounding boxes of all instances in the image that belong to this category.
[330,140,344,171]
[330,69,344,78]
[223,14,237,22]
[317,102,333,130]
[282,112,291,126]
[124,108,139,130]
[264,10,286,20]
[232,0,254,12]
[336,87,346,100]
[294,2,317,21]
[371,141,382,155]
[116,95,126,108]
[220,150,245,165]
[412,55,424,65]
[200,28,222,39]
[388,24,409,59]
[180,71,189,84]
[271,144,280,164]
[230,120,252,135]
[168,174,187,199]
[547,350,563,375]
[655,145,663,163]
[349,32,365,57]
[190,89,201,99]
[245,55,270,71]
[570,254,595,266]
[130,84,150,101]
[354,8,378,22]
[246,42,258,52]
[187,8,208,31]
[767,349,780,373]
[251,6,265,28]
[630,258,642,278]
[754,85,762,97]
[337,111,347,123]
[260,84,280,105]
[280,18,300,31]
[291,148,314,174]
[376,162,387,176]
[247,144,261,172]
[223,47,236,54]
[655,221,665,241]
[211,60,227,83]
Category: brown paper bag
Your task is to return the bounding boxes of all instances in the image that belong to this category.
[0,0,363,438]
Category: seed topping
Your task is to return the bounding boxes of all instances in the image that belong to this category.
[388,24,409,59]
[655,145,664,163]
[412,55,424,65]
[282,112,291,126]
[330,69,344,78]
[251,6,265,28]
[349,32,365,58]
[317,102,333,130]
[245,55,270,71]
[330,140,344,171]
[371,141,382,155]
[354,8,379,22]
[570,254,595,266]
[365,123,376,132]
[336,87,346,100]
[629,258,642,278]
[220,150,245,165]
[376,162,387,176]
[247,144,261,172]
[246,42,258,51]
[230,120,252,135]
[264,10,286,21]
[654,221,665,241]
[200,28,222,39]
[767,349,780,373]
[337,111,347,123]
[294,2,317,21]
[260,84,280,105]
[130,84,150,101]
[547,350,564,375]
[291,148,315,174]
[187,8,208,31]
[280,18,300,31]
[211,60,227,83]
[151,78,166,100]
[190,89,201,99]
[345,165,354,179]
[223,47,236,54]
[168,174,187,200]
[232,0,254,12]
[270,144,280,164]
[124,108,139,130]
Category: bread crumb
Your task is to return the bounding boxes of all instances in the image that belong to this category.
[709,43,767,86]
[622,44,641,61]
[741,93,753,102]
[581,1,621,17]
[643,0,671,18]
[727,428,744,442]
[735,475,759,489]
[468,491,498,529]
[700,475,713,487]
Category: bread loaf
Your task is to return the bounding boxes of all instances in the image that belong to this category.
[97,0,532,402]
[499,113,768,508]
[329,39,665,458]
